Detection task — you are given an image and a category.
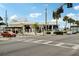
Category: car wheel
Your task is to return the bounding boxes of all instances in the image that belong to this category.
[14,35,16,37]
[3,36,5,37]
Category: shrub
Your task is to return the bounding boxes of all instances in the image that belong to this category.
[54,31,63,35]
[46,31,51,34]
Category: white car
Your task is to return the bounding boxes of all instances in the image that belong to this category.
[67,31,72,35]
[67,31,77,35]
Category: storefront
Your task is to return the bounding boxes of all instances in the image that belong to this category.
[71,25,79,32]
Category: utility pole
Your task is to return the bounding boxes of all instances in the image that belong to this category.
[45,8,47,25]
[45,8,47,31]
[5,10,8,27]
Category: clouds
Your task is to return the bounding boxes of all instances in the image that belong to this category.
[9,15,18,22]
[29,13,42,18]
[10,15,17,20]
[66,13,79,20]
[67,13,75,17]
[9,15,28,23]
[73,5,79,10]
[67,13,76,20]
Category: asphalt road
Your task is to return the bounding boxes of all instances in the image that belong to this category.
[0,34,79,56]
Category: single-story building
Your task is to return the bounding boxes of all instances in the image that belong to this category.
[4,21,58,34]
[71,25,79,32]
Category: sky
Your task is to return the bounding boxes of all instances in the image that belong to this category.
[0,3,79,29]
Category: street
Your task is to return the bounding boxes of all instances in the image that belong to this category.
[0,34,79,56]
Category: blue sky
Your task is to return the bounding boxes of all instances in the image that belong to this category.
[0,3,79,28]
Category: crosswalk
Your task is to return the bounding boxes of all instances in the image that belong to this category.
[9,37,79,50]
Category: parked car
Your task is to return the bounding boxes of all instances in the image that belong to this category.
[67,31,77,35]
[1,31,16,37]
[72,31,77,34]
[67,31,72,35]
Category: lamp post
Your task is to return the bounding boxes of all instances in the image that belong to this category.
[45,8,47,25]
[45,8,48,31]
[5,10,8,27]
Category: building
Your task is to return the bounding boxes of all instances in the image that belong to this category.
[71,24,79,33]
[4,21,58,35]
[3,17,60,35]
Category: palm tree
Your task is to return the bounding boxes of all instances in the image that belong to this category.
[0,16,6,32]
[0,16,3,21]
[72,19,75,25]
[32,23,39,35]
[63,16,69,30]
[75,20,79,32]
[55,12,61,25]
[68,18,75,30]
[53,11,61,31]
[75,21,79,25]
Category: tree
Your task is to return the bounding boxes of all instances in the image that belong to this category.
[32,23,39,35]
[57,6,64,14]
[63,16,69,30]
[53,11,61,26]
[0,16,6,32]
[0,16,5,25]
[68,18,75,30]
[0,22,6,25]
[0,16,3,21]
[75,21,79,25]
[71,19,75,25]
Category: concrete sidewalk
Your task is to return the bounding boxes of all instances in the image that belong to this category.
[0,37,11,40]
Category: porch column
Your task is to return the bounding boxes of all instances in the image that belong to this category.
[22,25,25,34]
[29,25,31,32]
[52,25,53,31]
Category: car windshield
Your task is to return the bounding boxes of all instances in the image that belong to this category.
[4,32,8,33]
[8,32,13,34]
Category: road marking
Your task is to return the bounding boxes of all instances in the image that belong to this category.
[16,40,23,41]
[0,38,9,40]
[23,39,34,42]
[72,45,79,49]
[33,40,45,43]
[57,45,74,49]
[2,36,79,50]
[42,41,53,44]
[63,43,77,46]
[54,43,64,46]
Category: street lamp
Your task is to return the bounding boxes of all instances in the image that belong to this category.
[45,8,47,25]
[5,10,8,27]
[44,4,48,25]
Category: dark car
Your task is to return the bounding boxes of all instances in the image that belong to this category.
[1,31,16,37]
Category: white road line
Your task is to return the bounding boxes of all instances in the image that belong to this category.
[54,43,64,46]
[33,40,45,43]
[42,41,53,44]
[57,45,74,49]
[23,39,34,42]
[63,43,77,46]
[16,40,23,41]
[72,45,79,49]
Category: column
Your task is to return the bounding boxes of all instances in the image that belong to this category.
[22,25,25,34]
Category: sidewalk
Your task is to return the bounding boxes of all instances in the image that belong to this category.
[0,36,11,40]
[16,33,56,38]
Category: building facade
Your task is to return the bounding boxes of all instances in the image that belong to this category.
[4,21,56,34]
